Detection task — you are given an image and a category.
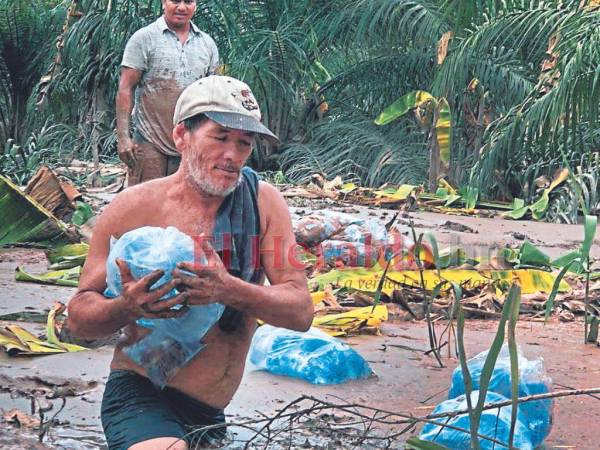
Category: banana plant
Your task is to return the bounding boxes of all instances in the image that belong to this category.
[374,91,451,192]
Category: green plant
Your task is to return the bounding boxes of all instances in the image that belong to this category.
[545,214,598,343]
[456,283,522,450]
[375,90,452,191]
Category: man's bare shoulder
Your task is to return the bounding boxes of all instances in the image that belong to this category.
[257,180,287,210]
[257,180,293,233]
[96,178,171,239]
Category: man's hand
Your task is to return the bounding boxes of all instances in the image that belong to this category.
[172,238,234,306]
[117,136,138,168]
[116,258,189,320]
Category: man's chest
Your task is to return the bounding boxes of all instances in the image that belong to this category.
[151,214,215,240]
[144,35,212,84]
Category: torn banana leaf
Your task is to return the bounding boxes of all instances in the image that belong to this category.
[0,175,77,246]
[517,241,551,268]
[5,325,66,354]
[436,98,452,167]
[340,182,357,194]
[312,268,569,295]
[311,291,330,305]
[0,329,31,354]
[0,175,74,246]
[374,91,434,125]
[15,266,81,287]
[46,243,89,269]
[313,305,388,336]
[0,303,86,356]
[503,169,569,220]
[71,201,94,227]
[374,184,418,202]
[46,302,87,352]
[436,247,479,269]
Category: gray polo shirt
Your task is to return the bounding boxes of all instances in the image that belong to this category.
[122,16,219,156]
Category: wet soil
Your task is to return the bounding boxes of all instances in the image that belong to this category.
[1,205,599,449]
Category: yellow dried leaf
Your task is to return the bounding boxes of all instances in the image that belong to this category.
[313,305,388,336]
[312,268,569,295]
[437,31,453,65]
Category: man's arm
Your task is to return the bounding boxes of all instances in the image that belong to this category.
[175,182,313,331]
[67,193,188,339]
[116,67,142,168]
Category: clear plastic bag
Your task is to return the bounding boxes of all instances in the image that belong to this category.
[419,390,534,450]
[448,345,553,448]
[249,325,373,384]
[293,211,362,247]
[332,219,388,246]
[319,239,381,267]
[104,226,225,387]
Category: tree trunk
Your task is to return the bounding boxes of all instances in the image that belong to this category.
[428,127,440,192]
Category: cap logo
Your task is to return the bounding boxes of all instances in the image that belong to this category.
[232,89,259,112]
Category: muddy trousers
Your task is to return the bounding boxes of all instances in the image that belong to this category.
[127,132,181,185]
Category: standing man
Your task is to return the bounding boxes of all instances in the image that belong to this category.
[116,0,219,185]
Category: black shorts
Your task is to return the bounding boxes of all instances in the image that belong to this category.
[101,370,226,450]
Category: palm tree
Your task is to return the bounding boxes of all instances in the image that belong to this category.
[1,0,598,222]
[0,0,63,145]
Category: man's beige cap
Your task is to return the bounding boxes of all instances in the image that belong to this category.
[173,75,279,143]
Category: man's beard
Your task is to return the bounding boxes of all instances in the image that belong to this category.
[185,157,241,197]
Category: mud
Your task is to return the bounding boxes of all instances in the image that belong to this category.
[1,204,599,448]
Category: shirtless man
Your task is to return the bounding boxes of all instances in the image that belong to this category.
[67,75,313,450]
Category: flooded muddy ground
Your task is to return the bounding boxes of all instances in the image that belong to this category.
[1,204,599,449]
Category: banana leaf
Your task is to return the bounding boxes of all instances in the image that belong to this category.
[45,303,87,352]
[0,174,76,246]
[46,243,89,269]
[312,267,569,295]
[503,169,570,220]
[374,184,417,202]
[374,90,434,125]
[0,303,87,356]
[436,98,452,166]
[437,247,478,269]
[4,325,66,355]
[517,241,551,268]
[340,182,357,194]
[71,201,94,227]
[15,266,81,287]
[313,305,388,336]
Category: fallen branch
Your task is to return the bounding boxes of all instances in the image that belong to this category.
[426,387,600,420]
[177,388,600,449]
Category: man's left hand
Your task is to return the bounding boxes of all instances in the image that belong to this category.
[172,237,234,306]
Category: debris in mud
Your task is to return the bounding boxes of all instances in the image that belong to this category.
[53,159,126,190]
[3,409,41,429]
[24,166,82,221]
[0,374,98,399]
[439,220,477,234]
[508,231,530,241]
[280,175,515,218]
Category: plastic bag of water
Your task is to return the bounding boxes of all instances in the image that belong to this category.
[419,390,534,450]
[448,344,553,448]
[104,226,225,387]
[249,325,372,384]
